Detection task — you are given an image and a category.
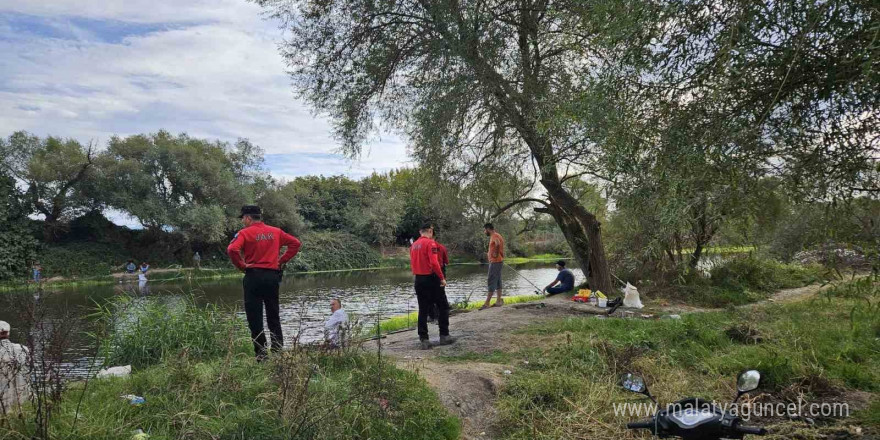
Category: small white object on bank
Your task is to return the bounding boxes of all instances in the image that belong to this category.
[623,283,644,309]
[97,365,132,378]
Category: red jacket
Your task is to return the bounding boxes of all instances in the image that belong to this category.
[437,243,449,267]
[227,222,301,270]
[410,236,445,279]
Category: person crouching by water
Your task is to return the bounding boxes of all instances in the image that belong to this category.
[410,223,455,350]
[139,262,150,275]
[0,320,30,410]
[324,298,348,348]
[227,205,302,362]
[544,260,576,296]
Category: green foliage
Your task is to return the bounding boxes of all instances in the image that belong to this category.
[769,199,880,261]
[290,175,362,231]
[0,131,98,238]
[662,256,827,308]
[0,174,39,280]
[709,257,826,295]
[99,295,248,369]
[289,232,381,273]
[253,176,305,235]
[356,190,404,249]
[39,242,131,278]
[101,131,253,239]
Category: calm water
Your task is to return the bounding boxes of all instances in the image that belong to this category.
[0,263,581,375]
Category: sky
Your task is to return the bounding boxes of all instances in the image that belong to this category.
[0,0,411,182]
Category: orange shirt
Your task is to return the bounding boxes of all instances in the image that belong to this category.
[488,232,505,263]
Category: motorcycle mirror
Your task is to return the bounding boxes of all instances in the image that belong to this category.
[734,370,761,402]
[737,370,761,393]
[620,373,647,394]
[619,373,656,403]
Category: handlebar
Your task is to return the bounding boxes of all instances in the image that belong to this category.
[626,420,654,430]
[736,424,767,436]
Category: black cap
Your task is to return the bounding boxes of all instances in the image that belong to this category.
[239,205,261,218]
[556,260,566,267]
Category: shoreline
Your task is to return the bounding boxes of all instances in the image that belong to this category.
[0,256,569,292]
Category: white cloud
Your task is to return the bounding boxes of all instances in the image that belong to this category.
[0,0,409,177]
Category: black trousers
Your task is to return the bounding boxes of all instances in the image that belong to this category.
[427,265,448,321]
[415,274,450,340]
[243,268,283,356]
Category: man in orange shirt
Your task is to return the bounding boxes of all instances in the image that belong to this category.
[481,223,505,310]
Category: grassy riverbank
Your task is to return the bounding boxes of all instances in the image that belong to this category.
[0,295,460,440]
[436,275,879,439]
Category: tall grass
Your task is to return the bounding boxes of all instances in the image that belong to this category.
[664,256,829,307]
[97,295,250,368]
[2,291,461,440]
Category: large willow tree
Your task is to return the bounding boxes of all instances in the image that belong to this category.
[255,0,662,293]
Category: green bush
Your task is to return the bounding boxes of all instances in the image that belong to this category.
[40,242,132,277]
[709,256,824,293]
[0,227,39,281]
[288,232,381,272]
[99,295,250,369]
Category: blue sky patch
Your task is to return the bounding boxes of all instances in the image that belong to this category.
[0,12,193,44]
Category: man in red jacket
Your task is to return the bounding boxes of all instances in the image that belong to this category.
[410,223,455,349]
[227,205,301,360]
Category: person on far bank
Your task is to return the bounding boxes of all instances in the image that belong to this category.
[124,260,136,274]
[31,262,41,283]
[544,260,575,296]
[480,223,505,310]
[427,230,450,323]
[227,205,302,361]
[410,223,455,349]
[139,262,150,274]
[193,251,201,269]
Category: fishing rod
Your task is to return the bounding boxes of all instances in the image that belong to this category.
[502,262,545,294]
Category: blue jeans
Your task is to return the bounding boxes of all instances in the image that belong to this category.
[546,285,572,295]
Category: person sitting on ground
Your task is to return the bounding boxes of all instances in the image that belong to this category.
[324,298,349,348]
[124,260,136,274]
[139,262,150,274]
[543,260,575,296]
[0,320,31,410]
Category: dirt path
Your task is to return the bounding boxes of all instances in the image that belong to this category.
[375,279,865,439]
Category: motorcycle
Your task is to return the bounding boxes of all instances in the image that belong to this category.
[619,370,768,439]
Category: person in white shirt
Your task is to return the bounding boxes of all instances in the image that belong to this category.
[324,299,348,348]
[0,320,30,411]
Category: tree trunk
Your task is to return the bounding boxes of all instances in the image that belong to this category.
[539,178,615,295]
[689,243,704,270]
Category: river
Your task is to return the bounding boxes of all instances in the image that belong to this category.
[0,262,580,375]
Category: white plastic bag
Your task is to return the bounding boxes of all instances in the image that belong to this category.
[97,365,132,378]
[623,283,643,309]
